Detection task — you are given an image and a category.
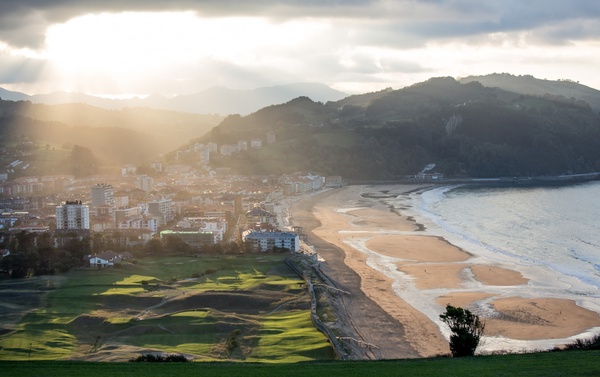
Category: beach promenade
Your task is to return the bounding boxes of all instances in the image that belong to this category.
[289,185,600,358]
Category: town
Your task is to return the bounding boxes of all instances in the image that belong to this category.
[0,134,343,277]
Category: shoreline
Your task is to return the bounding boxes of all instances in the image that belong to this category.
[288,184,600,357]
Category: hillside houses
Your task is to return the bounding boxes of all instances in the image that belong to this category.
[175,131,277,164]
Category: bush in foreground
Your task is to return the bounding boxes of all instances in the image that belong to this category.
[562,334,600,351]
[129,354,189,362]
[439,304,485,357]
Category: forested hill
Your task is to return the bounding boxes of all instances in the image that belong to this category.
[458,73,600,112]
[203,77,600,179]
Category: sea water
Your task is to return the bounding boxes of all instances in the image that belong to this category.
[414,181,600,292]
[397,181,600,351]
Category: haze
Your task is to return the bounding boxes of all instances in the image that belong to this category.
[1,0,600,97]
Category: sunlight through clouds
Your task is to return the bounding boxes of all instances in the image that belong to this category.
[44,12,330,91]
[1,1,599,95]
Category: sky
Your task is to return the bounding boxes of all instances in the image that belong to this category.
[1,0,599,97]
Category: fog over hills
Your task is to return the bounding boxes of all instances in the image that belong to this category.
[0,83,347,116]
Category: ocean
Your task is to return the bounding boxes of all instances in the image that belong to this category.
[414,181,600,292]
[401,181,600,350]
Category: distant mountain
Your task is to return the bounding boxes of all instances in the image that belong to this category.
[0,87,31,102]
[0,83,347,115]
[0,99,224,177]
[459,73,600,112]
[169,83,347,115]
[200,77,600,180]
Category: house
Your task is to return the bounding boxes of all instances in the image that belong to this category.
[84,250,121,269]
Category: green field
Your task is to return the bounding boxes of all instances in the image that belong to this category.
[1,350,599,377]
[0,254,333,362]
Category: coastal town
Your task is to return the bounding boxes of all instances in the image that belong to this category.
[0,136,346,273]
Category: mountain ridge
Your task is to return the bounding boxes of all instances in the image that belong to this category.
[0,83,347,116]
[201,76,600,179]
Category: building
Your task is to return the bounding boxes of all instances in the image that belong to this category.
[237,140,248,151]
[56,201,90,230]
[176,217,228,242]
[245,204,277,225]
[148,199,174,225]
[91,183,114,207]
[150,161,163,172]
[325,176,343,187]
[114,206,140,226]
[219,144,237,156]
[137,175,153,192]
[266,131,276,144]
[85,250,121,268]
[242,231,299,252]
[113,192,130,208]
[250,138,262,149]
[119,216,159,234]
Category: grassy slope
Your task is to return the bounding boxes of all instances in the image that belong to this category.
[2,351,599,377]
[0,255,332,362]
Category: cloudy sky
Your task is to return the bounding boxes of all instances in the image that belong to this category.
[1,0,599,97]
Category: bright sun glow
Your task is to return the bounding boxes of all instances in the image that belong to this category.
[47,12,209,75]
[44,12,328,93]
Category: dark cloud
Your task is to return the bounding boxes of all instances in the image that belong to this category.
[1,0,598,49]
[0,0,378,48]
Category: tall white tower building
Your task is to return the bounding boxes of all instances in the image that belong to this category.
[56,201,90,230]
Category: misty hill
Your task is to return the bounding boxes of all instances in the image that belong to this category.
[459,73,600,112]
[0,99,222,152]
[0,99,223,177]
[201,77,600,179]
[0,83,347,116]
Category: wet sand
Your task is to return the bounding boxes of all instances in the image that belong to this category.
[289,185,600,357]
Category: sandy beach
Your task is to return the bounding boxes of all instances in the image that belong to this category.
[289,185,600,358]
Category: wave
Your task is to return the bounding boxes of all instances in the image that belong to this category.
[407,183,600,292]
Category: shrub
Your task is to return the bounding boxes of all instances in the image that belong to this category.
[440,304,485,357]
[563,334,600,351]
[129,353,189,362]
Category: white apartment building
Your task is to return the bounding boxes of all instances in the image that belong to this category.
[242,231,299,252]
[119,217,159,234]
[56,201,90,230]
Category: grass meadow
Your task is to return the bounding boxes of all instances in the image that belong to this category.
[1,350,599,377]
[0,254,332,362]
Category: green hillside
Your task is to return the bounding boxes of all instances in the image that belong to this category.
[0,255,332,362]
[205,77,600,179]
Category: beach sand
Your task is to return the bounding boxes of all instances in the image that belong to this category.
[289,185,600,358]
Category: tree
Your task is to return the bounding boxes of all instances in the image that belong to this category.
[144,239,164,255]
[439,304,485,357]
